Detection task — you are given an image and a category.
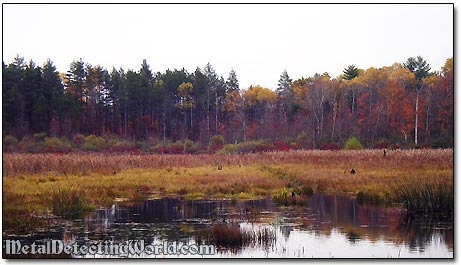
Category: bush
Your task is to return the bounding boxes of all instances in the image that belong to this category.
[72,134,86,147]
[431,136,453,149]
[82,135,106,151]
[344,136,363,150]
[296,131,309,148]
[374,139,390,149]
[33,132,47,143]
[3,135,18,152]
[150,144,183,154]
[209,135,225,152]
[18,137,39,153]
[184,139,205,154]
[41,137,72,153]
[274,140,294,151]
[320,143,341,150]
[107,141,138,153]
[220,140,275,154]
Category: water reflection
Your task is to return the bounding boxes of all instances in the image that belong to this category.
[3,194,453,258]
[396,213,454,253]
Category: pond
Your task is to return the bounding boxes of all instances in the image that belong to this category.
[3,194,453,258]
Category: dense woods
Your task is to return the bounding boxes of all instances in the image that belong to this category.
[2,55,453,151]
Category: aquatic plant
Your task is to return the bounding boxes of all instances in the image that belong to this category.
[356,190,391,206]
[51,188,89,219]
[394,177,453,214]
[211,224,276,249]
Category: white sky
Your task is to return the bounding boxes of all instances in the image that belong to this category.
[3,4,453,90]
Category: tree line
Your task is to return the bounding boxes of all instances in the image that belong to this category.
[2,55,453,149]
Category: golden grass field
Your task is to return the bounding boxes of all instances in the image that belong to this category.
[2,149,453,232]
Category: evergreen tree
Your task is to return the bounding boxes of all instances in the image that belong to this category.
[2,57,26,136]
[404,56,432,81]
[277,69,292,97]
[404,56,432,146]
[343,65,359,80]
[226,68,239,92]
[41,58,65,134]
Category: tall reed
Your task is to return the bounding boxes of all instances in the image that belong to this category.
[394,177,453,214]
[51,189,87,219]
[211,224,276,248]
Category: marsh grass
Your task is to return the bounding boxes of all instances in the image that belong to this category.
[210,224,276,249]
[2,149,453,231]
[356,190,392,206]
[51,189,95,219]
[394,177,453,214]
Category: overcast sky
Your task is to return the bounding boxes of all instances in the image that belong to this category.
[3,4,453,90]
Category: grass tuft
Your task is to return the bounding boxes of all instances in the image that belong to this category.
[394,177,453,214]
[51,188,91,219]
[211,224,276,249]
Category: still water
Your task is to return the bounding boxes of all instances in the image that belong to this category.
[4,194,453,258]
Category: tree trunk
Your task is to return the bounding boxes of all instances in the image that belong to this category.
[425,95,430,144]
[331,101,336,141]
[215,92,218,135]
[124,103,127,139]
[242,99,246,142]
[415,90,419,146]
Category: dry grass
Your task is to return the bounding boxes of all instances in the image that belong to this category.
[2,149,453,232]
[210,224,276,249]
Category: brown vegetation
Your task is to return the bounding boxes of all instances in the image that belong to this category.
[2,149,453,233]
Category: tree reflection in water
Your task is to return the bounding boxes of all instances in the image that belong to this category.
[394,213,453,253]
[3,195,453,258]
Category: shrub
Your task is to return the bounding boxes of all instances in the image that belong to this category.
[18,137,39,153]
[33,132,47,143]
[272,188,289,206]
[345,136,363,150]
[374,139,390,149]
[108,141,137,153]
[431,136,452,149]
[183,139,204,154]
[320,143,341,150]
[82,135,106,151]
[3,135,18,152]
[302,186,314,196]
[209,135,225,152]
[149,143,183,154]
[296,131,310,148]
[220,140,278,154]
[72,134,86,147]
[274,140,293,151]
[41,137,72,153]
[134,141,151,152]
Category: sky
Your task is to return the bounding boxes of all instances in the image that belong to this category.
[3,3,453,90]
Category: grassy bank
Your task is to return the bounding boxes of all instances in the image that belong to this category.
[3,149,453,233]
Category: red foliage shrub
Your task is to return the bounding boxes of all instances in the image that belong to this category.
[151,145,184,154]
[374,140,390,149]
[320,143,341,150]
[274,140,297,151]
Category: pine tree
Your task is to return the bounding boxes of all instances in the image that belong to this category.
[226,69,239,92]
[404,56,432,146]
[343,65,359,80]
[277,69,292,97]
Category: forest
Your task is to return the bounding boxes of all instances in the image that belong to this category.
[2,55,453,152]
